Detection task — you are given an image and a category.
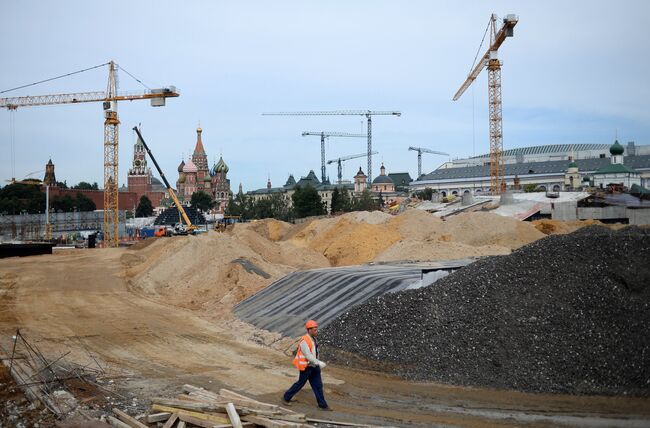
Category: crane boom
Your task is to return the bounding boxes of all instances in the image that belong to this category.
[452,14,518,195]
[301,131,365,182]
[132,127,195,231]
[264,110,400,185]
[453,14,518,101]
[0,89,179,109]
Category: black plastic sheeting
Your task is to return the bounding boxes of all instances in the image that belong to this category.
[234,260,472,338]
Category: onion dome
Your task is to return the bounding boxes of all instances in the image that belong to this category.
[177,160,185,172]
[568,160,578,168]
[610,140,624,156]
[212,156,229,174]
[183,158,198,173]
[204,175,212,182]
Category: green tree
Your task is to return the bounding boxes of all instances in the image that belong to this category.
[73,181,98,190]
[331,187,353,213]
[74,192,96,211]
[135,195,154,217]
[0,183,46,214]
[291,185,325,218]
[352,189,378,211]
[190,191,214,212]
[414,187,435,200]
[51,194,75,212]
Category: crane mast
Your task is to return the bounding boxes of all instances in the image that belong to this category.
[302,131,365,182]
[264,110,400,187]
[408,146,450,178]
[327,151,378,184]
[453,14,518,195]
[0,61,179,246]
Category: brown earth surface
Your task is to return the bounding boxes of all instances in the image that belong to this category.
[1,211,647,427]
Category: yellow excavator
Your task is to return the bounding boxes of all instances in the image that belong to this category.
[132,127,198,234]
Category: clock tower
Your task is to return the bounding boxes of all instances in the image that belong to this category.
[127,131,152,204]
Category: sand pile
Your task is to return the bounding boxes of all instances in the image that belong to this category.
[124,230,328,316]
[532,218,603,235]
[374,210,543,263]
[288,212,398,266]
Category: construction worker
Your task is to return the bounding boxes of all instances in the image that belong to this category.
[282,320,331,411]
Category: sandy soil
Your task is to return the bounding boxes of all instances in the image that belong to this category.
[1,244,649,427]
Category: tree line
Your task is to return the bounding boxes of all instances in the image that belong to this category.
[0,183,97,214]
[224,185,381,221]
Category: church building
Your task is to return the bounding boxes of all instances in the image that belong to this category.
[176,127,232,213]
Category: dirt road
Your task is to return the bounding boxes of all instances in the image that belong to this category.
[1,248,648,427]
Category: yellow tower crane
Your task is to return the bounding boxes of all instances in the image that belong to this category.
[453,14,518,194]
[0,61,179,246]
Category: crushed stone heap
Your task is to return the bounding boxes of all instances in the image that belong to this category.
[320,226,650,396]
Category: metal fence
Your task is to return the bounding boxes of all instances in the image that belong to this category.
[0,211,126,241]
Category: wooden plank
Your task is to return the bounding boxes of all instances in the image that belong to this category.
[112,408,149,428]
[306,418,375,427]
[218,390,280,412]
[182,384,222,400]
[177,421,186,428]
[147,412,172,423]
[162,413,179,428]
[226,403,244,428]
[178,414,256,428]
[242,415,313,428]
[243,415,290,428]
[152,397,228,413]
[106,416,133,428]
[151,404,230,424]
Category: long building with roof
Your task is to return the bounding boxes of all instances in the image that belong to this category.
[442,141,648,169]
[411,141,650,197]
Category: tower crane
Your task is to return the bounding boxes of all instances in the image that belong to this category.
[263,110,401,187]
[301,131,365,183]
[0,61,179,246]
[408,146,450,178]
[327,151,378,184]
[453,14,518,194]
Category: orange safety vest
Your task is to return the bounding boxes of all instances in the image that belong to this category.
[292,334,315,371]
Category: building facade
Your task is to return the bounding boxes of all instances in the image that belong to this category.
[412,142,650,197]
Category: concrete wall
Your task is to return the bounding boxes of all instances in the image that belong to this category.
[551,203,650,225]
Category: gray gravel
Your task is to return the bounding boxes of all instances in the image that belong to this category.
[320,226,650,396]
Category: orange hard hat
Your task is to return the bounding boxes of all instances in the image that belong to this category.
[305,320,318,329]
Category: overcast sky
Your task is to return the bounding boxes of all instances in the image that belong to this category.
[2,1,649,191]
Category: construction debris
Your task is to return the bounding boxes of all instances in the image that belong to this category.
[108,385,378,428]
[321,226,650,396]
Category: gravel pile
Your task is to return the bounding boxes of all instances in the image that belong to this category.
[320,226,650,395]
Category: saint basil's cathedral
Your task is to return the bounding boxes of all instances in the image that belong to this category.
[127,126,231,213]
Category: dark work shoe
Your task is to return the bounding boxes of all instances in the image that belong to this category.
[281,398,292,406]
[318,406,333,411]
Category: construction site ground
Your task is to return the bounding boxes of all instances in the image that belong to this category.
[1,212,649,427]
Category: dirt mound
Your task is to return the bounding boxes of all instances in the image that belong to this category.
[532,219,603,235]
[444,212,545,248]
[125,231,329,315]
[321,226,650,396]
[237,218,293,241]
[374,240,510,262]
[286,213,398,266]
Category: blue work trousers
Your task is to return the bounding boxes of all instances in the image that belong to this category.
[283,366,328,408]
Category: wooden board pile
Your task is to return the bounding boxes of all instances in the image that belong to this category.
[107,384,367,428]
